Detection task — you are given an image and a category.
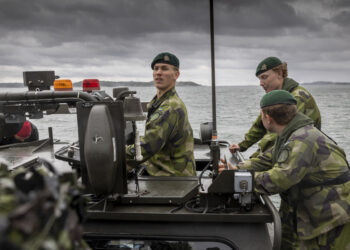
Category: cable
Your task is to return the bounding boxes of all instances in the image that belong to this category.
[198,162,211,191]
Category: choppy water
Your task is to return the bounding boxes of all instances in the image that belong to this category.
[3,84,350,157]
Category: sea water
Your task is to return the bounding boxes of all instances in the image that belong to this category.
[2,84,350,208]
[5,84,348,153]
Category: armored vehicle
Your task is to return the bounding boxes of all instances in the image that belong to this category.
[0,70,281,250]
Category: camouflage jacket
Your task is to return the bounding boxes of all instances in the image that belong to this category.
[254,113,350,240]
[126,87,196,176]
[238,78,321,152]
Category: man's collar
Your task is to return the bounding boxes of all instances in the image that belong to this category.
[149,87,176,110]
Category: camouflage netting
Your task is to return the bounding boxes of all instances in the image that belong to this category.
[0,159,90,250]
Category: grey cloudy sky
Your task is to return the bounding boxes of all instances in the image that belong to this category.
[0,0,349,85]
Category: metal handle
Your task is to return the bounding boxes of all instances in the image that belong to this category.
[261,194,282,250]
[134,125,143,161]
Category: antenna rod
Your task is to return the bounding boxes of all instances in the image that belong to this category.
[209,0,220,179]
[210,0,217,135]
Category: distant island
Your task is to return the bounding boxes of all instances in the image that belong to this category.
[0,82,24,88]
[1,80,349,88]
[0,80,201,88]
[74,80,201,87]
[302,81,350,85]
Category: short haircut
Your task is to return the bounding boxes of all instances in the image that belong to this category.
[272,62,288,79]
[262,103,297,125]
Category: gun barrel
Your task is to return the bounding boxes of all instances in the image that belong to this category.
[0,91,98,103]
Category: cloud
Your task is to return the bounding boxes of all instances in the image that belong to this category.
[0,0,349,85]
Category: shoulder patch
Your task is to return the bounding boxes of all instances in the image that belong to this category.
[150,111,162,122]
[277,149,289,163]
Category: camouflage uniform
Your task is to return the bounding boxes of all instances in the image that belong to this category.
[0,160,90,250]
[299,223,350,250]
[238,78,322,249]
[126,87,196,176]
[238,78,321,156]
[254,113,350,249]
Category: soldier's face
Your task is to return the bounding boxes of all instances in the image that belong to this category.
[153,63,179,92]
[258,70,283,93]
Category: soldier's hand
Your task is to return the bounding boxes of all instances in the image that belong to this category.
[218,158,237,173]
[229,143,240,154]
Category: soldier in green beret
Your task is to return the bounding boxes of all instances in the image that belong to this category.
[228,57,322,249]
[125,52,196,176]
[229,56,321,161]
[220,90,350,250]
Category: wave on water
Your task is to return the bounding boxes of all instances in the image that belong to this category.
[2,85,350,157]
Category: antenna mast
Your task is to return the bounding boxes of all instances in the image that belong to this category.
[209,0,220,178]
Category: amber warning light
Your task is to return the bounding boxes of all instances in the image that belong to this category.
[83,79,100,92]
[54,79,73,91]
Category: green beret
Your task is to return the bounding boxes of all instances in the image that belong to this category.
[151,52,179,69]
[260,90,297,108]
[256,56,282,76]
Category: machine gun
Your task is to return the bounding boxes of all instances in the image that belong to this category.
[0,71,112,122]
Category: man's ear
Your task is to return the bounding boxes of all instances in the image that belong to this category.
[265,114,273,124]
[262,111,272,124]
[174,69,180,80]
